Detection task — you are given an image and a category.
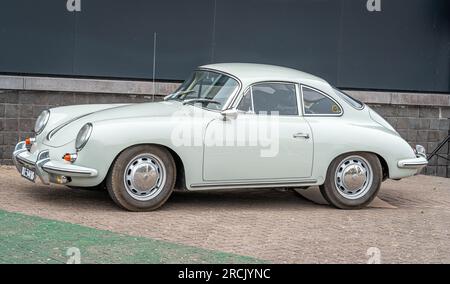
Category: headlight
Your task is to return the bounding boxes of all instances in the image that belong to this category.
[34,110,50,135]
[75,123,93,151]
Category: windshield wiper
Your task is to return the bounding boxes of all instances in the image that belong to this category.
[165,90,196,101]
[182,98,221,105]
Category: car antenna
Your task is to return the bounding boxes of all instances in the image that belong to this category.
[152,32,157,102]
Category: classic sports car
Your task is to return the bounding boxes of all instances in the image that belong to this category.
[13,63,428,211]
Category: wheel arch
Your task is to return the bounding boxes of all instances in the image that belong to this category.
[105,143,187,190]
[325,150,389,181]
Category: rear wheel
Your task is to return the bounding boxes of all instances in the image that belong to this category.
[106,145,176,211]
[320,152,382,209]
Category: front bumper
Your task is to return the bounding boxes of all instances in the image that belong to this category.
[12,141,98,185]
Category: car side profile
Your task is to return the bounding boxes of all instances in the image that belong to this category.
[13,63,428,211]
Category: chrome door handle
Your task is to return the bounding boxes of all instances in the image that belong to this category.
[293,133,310,139]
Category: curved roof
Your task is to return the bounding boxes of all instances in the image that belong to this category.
[199,63,327,85]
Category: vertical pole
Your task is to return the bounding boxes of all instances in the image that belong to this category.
[152,32,157,101]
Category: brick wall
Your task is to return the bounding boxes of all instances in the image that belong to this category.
[1,89,449,177]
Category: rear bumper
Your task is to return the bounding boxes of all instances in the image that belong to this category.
[12,141,98,185]
[397,156,428,169]
[397,144,428,172]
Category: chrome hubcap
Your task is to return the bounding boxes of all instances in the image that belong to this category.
[335,156,373,200]
[124,154,166,201]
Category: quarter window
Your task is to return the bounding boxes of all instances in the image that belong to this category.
[237,83,298,115]
[302,86,342,115]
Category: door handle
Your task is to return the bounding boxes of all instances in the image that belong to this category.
[293,133,310,139]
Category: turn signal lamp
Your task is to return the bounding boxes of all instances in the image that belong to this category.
[25,137,35,145]
[63,153,78,163]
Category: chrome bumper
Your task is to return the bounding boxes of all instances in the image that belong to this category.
[12,141,98,185]
[397,156,428,169]
[397,145,428,170]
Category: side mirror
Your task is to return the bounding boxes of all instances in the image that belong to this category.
[221,109,238,120]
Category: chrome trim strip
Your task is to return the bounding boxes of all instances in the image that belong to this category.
[191,179,317,188]
[46,112,94,140]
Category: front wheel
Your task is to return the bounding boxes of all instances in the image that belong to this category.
[106,145,176,211]
[320,152,382,209]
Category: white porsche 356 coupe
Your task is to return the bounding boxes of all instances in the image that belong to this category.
[13,63,427,211]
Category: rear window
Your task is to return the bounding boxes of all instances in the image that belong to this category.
[334,88,364,109]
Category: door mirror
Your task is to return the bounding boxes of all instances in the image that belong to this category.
[221,109,238,120]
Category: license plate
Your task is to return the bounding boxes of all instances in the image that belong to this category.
[21,166,36,182]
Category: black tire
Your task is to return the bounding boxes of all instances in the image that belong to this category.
[319,152,382,209]
[106,145,176,211]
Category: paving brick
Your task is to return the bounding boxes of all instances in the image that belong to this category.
[0,168,449,263]
[0,104,4,118]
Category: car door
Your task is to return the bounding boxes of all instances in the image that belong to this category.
[203,82,313,181]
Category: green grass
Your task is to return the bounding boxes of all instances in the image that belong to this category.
[0,210,264,264]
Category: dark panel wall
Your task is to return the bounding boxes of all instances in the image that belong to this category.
[0,0,449,92]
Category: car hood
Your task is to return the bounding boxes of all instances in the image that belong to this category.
[43,100,185,147]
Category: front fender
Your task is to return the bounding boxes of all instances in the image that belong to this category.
[72,112,216,188]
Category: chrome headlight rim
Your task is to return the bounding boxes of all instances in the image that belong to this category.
[75,123,93,152]
[34,110,50,135]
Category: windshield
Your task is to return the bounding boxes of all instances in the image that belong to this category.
[167,70,239,110]
[333,88,364,109]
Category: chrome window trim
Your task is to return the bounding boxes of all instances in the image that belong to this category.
[301,85,344,117]
[232,80,300,117]
[333,88,365,110]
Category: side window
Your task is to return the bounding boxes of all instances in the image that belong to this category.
[237,89,253,113]
[302,86,342,115]
[237,83,298,115]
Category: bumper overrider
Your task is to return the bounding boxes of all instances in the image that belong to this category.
[397,145,428,171]
[12,141,98,185]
